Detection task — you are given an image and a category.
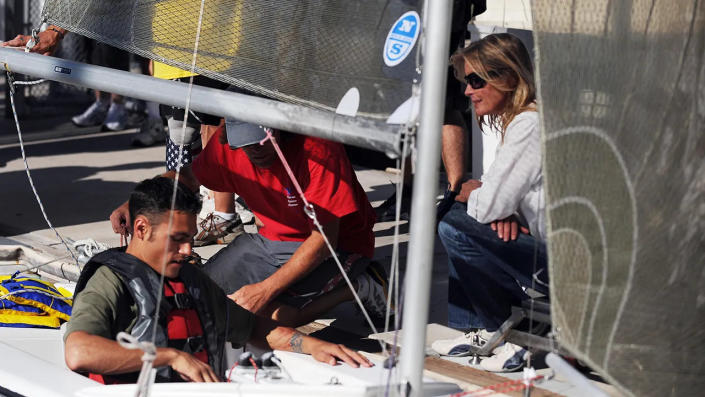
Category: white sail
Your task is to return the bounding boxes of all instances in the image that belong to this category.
[534,1,705,395]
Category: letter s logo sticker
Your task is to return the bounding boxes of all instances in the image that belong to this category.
[384,11,420,67]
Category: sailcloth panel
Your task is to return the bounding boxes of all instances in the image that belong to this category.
[42,0,420,120]
[534,1,705,396]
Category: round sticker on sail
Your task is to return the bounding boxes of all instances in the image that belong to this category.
[384,11,420,67]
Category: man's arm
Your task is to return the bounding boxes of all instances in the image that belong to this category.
[246,316,371,368]
[455,179,482,203]
[110,123,222,236]
[1,25,66,55]
[230,218,339,313]
[65,331,219,382]
[109,167,199,236]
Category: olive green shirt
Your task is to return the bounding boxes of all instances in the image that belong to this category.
[65,265,254,349]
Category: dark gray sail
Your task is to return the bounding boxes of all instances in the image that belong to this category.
[533,1,705,395]
[41,0,421,120]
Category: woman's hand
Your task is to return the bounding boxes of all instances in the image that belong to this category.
[490,215,529,242]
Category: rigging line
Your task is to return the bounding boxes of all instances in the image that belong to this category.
[117,332,158,397]
[384,122,413,335]
[0,288,73,302]
[11,79,45,86]
[259,129,384,345]
[4,66,80,267]
[385,281,407,395]
[150,0,207,349]
[390,141,412,388]
[383,126,412,397]
[0,255,71,273]
[384,138,403,332]
[383,75,419,394]
[525,167,546,369]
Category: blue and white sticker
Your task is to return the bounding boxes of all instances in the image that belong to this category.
[383,11,420,67]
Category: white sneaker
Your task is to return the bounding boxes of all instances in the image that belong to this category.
[71,101,108,127]
[103,102,128,131]
[356,267,388,319]
[431,329,494,357]
[194,212,244,247]
[480,342,528,372]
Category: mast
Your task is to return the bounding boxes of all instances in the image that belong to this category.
[0,49,401,156]
[399,0,452,395]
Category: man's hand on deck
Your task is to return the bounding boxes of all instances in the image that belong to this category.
[305,337,372,368]
[228,282,274,314]
[109,201,132,237]
[168,349,219,382]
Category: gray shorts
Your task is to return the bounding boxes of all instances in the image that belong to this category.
[203,233,369,308]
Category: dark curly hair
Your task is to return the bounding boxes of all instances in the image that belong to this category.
[128,176,202,227]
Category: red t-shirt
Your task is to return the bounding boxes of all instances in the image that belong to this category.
[193,132,376,258]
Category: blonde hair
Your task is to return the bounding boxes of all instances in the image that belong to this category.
[450,33,536,138]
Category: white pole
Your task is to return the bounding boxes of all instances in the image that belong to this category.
[0,48,401,156]
[399,0,452,395]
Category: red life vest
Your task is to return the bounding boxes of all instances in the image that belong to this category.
[88,279,208,384]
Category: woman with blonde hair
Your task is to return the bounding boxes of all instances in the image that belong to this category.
[432,33,547,373]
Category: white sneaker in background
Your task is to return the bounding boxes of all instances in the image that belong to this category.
[103,102,128,131]
[480,342,528,372]
[194,212,244,247]
[431,329,494,357]
[71,101,108,127]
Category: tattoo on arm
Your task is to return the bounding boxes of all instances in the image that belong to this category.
[290,333,304,353]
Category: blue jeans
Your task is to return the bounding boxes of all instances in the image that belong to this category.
[438,202,548,332]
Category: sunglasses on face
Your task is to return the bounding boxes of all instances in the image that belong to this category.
[464,71,498,89]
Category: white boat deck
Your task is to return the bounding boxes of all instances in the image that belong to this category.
[0,129,619,396]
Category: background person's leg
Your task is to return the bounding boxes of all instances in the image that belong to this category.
[195,122,243,246]
[438,203,538,331]
[201,119,238,218]
[96,42,129,131]
[447,254,483,330]
[440,202,548,290]
[264,284,354,327]
[263,255,383,328]
[260,239,376,326]
[202,233,282,294]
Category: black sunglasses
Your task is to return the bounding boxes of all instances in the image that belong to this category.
[464,71,499,89]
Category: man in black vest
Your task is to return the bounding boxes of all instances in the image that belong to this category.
[64,177,370,383]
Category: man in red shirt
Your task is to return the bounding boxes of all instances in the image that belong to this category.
[191,119,385,326]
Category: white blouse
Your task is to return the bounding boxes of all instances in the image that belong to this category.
[467,111,545,241]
